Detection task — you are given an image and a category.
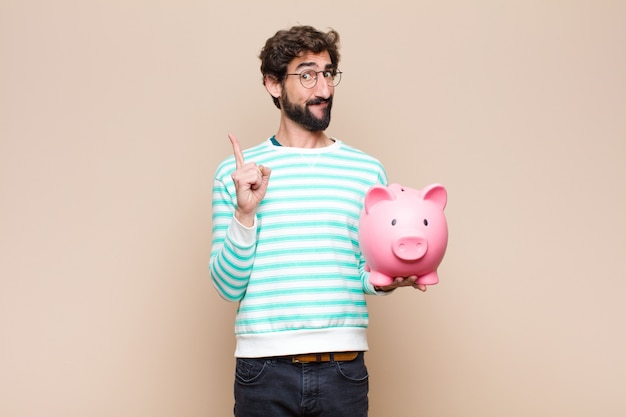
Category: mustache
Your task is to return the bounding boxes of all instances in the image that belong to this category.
[306,97,332,106]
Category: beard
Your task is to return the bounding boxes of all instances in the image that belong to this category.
[281,91,333,132]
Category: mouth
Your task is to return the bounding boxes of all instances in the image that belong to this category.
[307,98,330,107]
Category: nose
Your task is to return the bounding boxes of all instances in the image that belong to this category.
[314,73,332,95]
[392,235,427,261]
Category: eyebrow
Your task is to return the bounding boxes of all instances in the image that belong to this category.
[293,61,334,71]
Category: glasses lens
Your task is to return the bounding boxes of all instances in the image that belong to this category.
[320,70,341,87]
[300,70,317,88]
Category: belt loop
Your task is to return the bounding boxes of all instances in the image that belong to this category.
[330,353,335,363]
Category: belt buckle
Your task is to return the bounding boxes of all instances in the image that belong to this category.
[291,354,319,363]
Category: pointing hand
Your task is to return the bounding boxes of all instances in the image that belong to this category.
[228,133,271,226]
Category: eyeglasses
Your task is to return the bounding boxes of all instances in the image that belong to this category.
[285,69,342,88]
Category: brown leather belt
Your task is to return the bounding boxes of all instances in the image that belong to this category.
[290,351,359,363]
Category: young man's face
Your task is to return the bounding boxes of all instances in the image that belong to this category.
[280,51,335,132]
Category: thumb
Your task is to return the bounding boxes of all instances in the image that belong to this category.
[259,164,272,178]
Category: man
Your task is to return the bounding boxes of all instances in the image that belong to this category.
[210,25,425,417]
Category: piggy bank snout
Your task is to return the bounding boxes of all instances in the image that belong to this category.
[392,235,427,260]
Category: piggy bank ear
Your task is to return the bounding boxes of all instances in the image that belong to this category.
[422,184,447,210]
[364,184,396,214]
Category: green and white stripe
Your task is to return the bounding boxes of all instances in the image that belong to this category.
[210,138,387,357]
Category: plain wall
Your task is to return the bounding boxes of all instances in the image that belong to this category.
[1,1,625,416]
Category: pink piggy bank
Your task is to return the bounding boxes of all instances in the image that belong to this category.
[358,183,448,287]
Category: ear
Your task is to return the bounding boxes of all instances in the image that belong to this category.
[264,74,282,100]
[421,183,447,210]
[364,184,396,214]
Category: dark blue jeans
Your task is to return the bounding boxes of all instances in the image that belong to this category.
[234,352,369,417]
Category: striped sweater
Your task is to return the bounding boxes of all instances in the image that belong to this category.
[210,137,388,358]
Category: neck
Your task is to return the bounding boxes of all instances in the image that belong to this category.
[274,120,331,149]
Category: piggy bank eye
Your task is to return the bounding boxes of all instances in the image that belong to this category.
[423,219,429,226]
[391,219,397,226]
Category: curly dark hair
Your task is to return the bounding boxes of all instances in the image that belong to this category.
[259,25,341,108]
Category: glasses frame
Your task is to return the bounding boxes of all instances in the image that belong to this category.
[285,69,342,89]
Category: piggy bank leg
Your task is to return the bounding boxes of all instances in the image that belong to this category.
[368,271,394,287]
[416,271,439,285]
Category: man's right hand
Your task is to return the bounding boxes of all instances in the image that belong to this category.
[228,133,271,227]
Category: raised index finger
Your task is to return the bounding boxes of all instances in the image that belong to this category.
[228,133,244,169]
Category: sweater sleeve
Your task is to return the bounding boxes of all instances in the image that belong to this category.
[359,165,390,296]
[209,178,257,302]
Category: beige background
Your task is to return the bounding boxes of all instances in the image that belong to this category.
[1,1,625,416]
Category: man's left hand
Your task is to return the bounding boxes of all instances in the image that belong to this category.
[375,276,427,292]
